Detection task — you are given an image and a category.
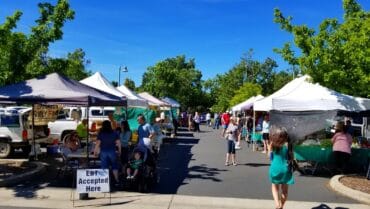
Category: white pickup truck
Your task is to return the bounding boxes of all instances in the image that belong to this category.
[48,107,116,143]
[0,108,50,158]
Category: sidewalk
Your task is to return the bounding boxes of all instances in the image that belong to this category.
[0,187,368,209]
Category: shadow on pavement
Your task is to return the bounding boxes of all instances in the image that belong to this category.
[242,163,270,167]
[312,204,349,209]
[152,130,200,194]
[187,164,226,182]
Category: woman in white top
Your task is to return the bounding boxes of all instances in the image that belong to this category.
[225,117,239,166]
[262,115,270,154]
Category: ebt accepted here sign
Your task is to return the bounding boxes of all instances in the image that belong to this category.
[77,169,110,193]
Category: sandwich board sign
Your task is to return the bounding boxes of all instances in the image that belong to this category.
[76,169,110,193]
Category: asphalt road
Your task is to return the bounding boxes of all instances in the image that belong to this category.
[153,125,356,203]
[2,125,357,205]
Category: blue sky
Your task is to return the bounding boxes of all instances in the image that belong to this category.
[1,0,369,86]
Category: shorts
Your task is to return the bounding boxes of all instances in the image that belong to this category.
[227,140,236,154]
[263,133,269,141]
[223,124,229,129]
[100,150,119,170]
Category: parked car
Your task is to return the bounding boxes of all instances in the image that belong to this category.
[48,106,116,143]
[0,108,50,158]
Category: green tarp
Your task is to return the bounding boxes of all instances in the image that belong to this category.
[114,107,157,131]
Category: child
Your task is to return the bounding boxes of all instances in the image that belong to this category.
[268,126,294,209]
[126,151,144,179]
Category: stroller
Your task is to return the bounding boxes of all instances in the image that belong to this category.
[123,145,158,192]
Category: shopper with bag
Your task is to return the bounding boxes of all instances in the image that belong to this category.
[225,117,239,166]
[268,126,294,209]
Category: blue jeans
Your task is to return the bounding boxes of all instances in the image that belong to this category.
[100,150,119,170]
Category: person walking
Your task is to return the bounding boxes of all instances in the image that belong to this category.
[221,111,230,137]
[262,115,270,154]
[213,112,220,129]
[188,112,194,131]
[193,112,201,132]
[206,112,211,127]
[225,117,239,166]
[93,120,121,186]
[268,126,294,209]
[331,121,352,174]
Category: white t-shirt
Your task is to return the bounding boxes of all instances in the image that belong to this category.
[226,124,238,141]
[206,113,211,120]
[262,121,270,134]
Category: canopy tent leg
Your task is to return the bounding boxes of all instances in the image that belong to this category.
[252,110,256,152]
[32,104,38,160]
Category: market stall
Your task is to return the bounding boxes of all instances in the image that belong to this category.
[256,75,370,174]
[0,73,126,159]
[138,92,174,135]
[231,95,264,112]
[161,97,180,118]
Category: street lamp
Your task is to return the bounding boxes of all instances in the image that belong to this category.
[118,66,128,86]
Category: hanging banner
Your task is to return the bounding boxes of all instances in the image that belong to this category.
[76,169,110,193]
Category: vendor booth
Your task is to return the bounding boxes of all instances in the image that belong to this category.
[255,75,370,174]
[231,95,264,112]
[138,92,175,136]
[0,73,126,159]
[161,97,181,118]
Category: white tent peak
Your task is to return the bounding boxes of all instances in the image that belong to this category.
[162,97,180,108]
[138,92,170,107]
[116,85,148,107]
[231,95,264,112]
[80,72,124,97]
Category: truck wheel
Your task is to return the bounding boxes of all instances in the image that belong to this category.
[62,133,72,144]
[0,142,12,158]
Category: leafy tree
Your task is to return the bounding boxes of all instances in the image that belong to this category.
[271,71,294,93]
[229,83,262,107]
[140,55,204,109]
[208,51,282,112]
[0,0,89,85]
[274,0,370,97]
[124,78,136,91]
[111,81,118,87]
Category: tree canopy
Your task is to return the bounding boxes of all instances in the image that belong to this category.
[0,0,90,86]
[124,78,136,91]
[229,83,262,107]
[140,55,207,110]
[205,50,293,112]
[274,0,370,97]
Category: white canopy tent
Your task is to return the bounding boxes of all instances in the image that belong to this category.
[254,75,308,111]
[231,95,264,112]
[81,72,148,107]
[271,77,370,112]
[80,72,124,97]
[162,97,180,108]
[138,92,170,107]
[116,85,148,107]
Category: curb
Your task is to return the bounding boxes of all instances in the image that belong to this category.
[329,175,370,205]
[0,160,46,187]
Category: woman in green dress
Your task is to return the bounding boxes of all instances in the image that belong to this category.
[268,126,294,209]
